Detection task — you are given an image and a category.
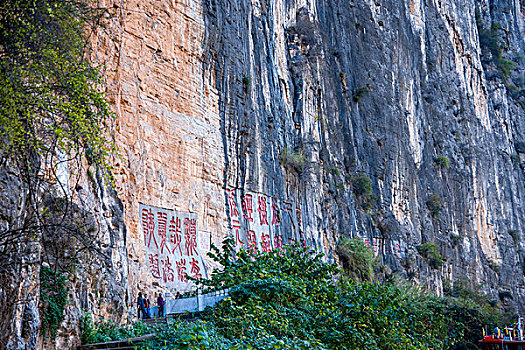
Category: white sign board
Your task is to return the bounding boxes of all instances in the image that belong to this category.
[139,203,206,291]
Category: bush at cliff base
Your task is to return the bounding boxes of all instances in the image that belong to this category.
[85,238,504,350]
[193,238,457,350]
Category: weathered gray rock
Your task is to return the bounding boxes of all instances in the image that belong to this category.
[201,0,525,308]
[3,0,525,348]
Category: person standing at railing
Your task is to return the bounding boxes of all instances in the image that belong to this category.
[157,293,165,318]
[137,292,146,320]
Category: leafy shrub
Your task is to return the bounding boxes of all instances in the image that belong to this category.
[498,58,516,81]
[442,280,501,349]
[352,85,371,102]
[417,242,444,269]
[336,237,374,282]
[488,259,501,273]
[509,229,520,245]
[81,314,153,344]
[477,18,516,81]
[434,155,450,169]
[478,22,501,58]
[85,238,503,349]
[199,240,458,350]
[351,174,373,197]
[279,147,307,173]
[427,194,443,219]
[40,266,69,339]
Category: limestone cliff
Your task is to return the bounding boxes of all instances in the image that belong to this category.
[3,0,525,348]
[97,0,525,307]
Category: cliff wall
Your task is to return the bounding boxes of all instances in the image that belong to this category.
[4,0,525,347]
[97,0,525,307]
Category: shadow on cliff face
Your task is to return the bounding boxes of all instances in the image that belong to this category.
[199,0,525,314]
[200,0,300,237]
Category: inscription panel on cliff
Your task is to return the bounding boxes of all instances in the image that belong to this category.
[139,203,206,291]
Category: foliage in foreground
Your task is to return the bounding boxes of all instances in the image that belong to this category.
[84,238,506,349]
[0,0,114,172]
[0,0,116,341]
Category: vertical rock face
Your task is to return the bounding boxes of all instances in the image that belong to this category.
[96,0,525,313]
[3,0,525,348]
[192,0,525,306]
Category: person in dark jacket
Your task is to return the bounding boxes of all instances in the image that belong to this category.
[137,292,146,320]
[157,293,165,318]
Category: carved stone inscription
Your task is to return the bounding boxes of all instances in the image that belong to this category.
[139,203,206,291]
[225,188,305,252]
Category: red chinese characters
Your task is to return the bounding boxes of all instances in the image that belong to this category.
[274,234,283,251]
[393,242,401,257]
[233,224,243,247]
[227,189,239,218]
[247,230,257,254]
[169,216,183,255]
[176,258,187,282]
[190,258,202,279]
[241,194,254,222]
[141,205,203,287]
[148,253,161,279]
[161,256,174,283]
[261,233,271,253]
[372,238,380,255]
[257,195,269,226]
[157,212,170,254]
[184,218,198,256]
[142,208,158,249]
[296,207,303,234]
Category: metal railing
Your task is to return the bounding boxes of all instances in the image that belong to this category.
[147,289,230,317]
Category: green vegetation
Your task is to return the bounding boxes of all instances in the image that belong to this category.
[279,147,307,173]
[0,0,115,177]
[0,0,116,341]
[351,174,373,197]
[336,237,374,282]
[85,238,514,350]
[488,259,501,273]
[351,174,377,210]
[352,85,371,102]
[476,14,516,81]
[434,155,450,169]
[427,194,443,219]
[417,242,444,269]
[442,280,502,349]
[242,75,251,87]
[509,229,520,245]
[81,315,153,344]
[40,266,69,339]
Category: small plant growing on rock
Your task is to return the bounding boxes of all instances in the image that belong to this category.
[242,75,251,86]
[488,259,501,273]
[509,229,520,246]
[40,266,69,339]
[279,147,307,173]
[417,242,444,269]
[352,85,371,102]
[434,155,450,169]
[427,194,443,219]
[351,174,373,197]
[336,236,374,282]
[450,232,462,247]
